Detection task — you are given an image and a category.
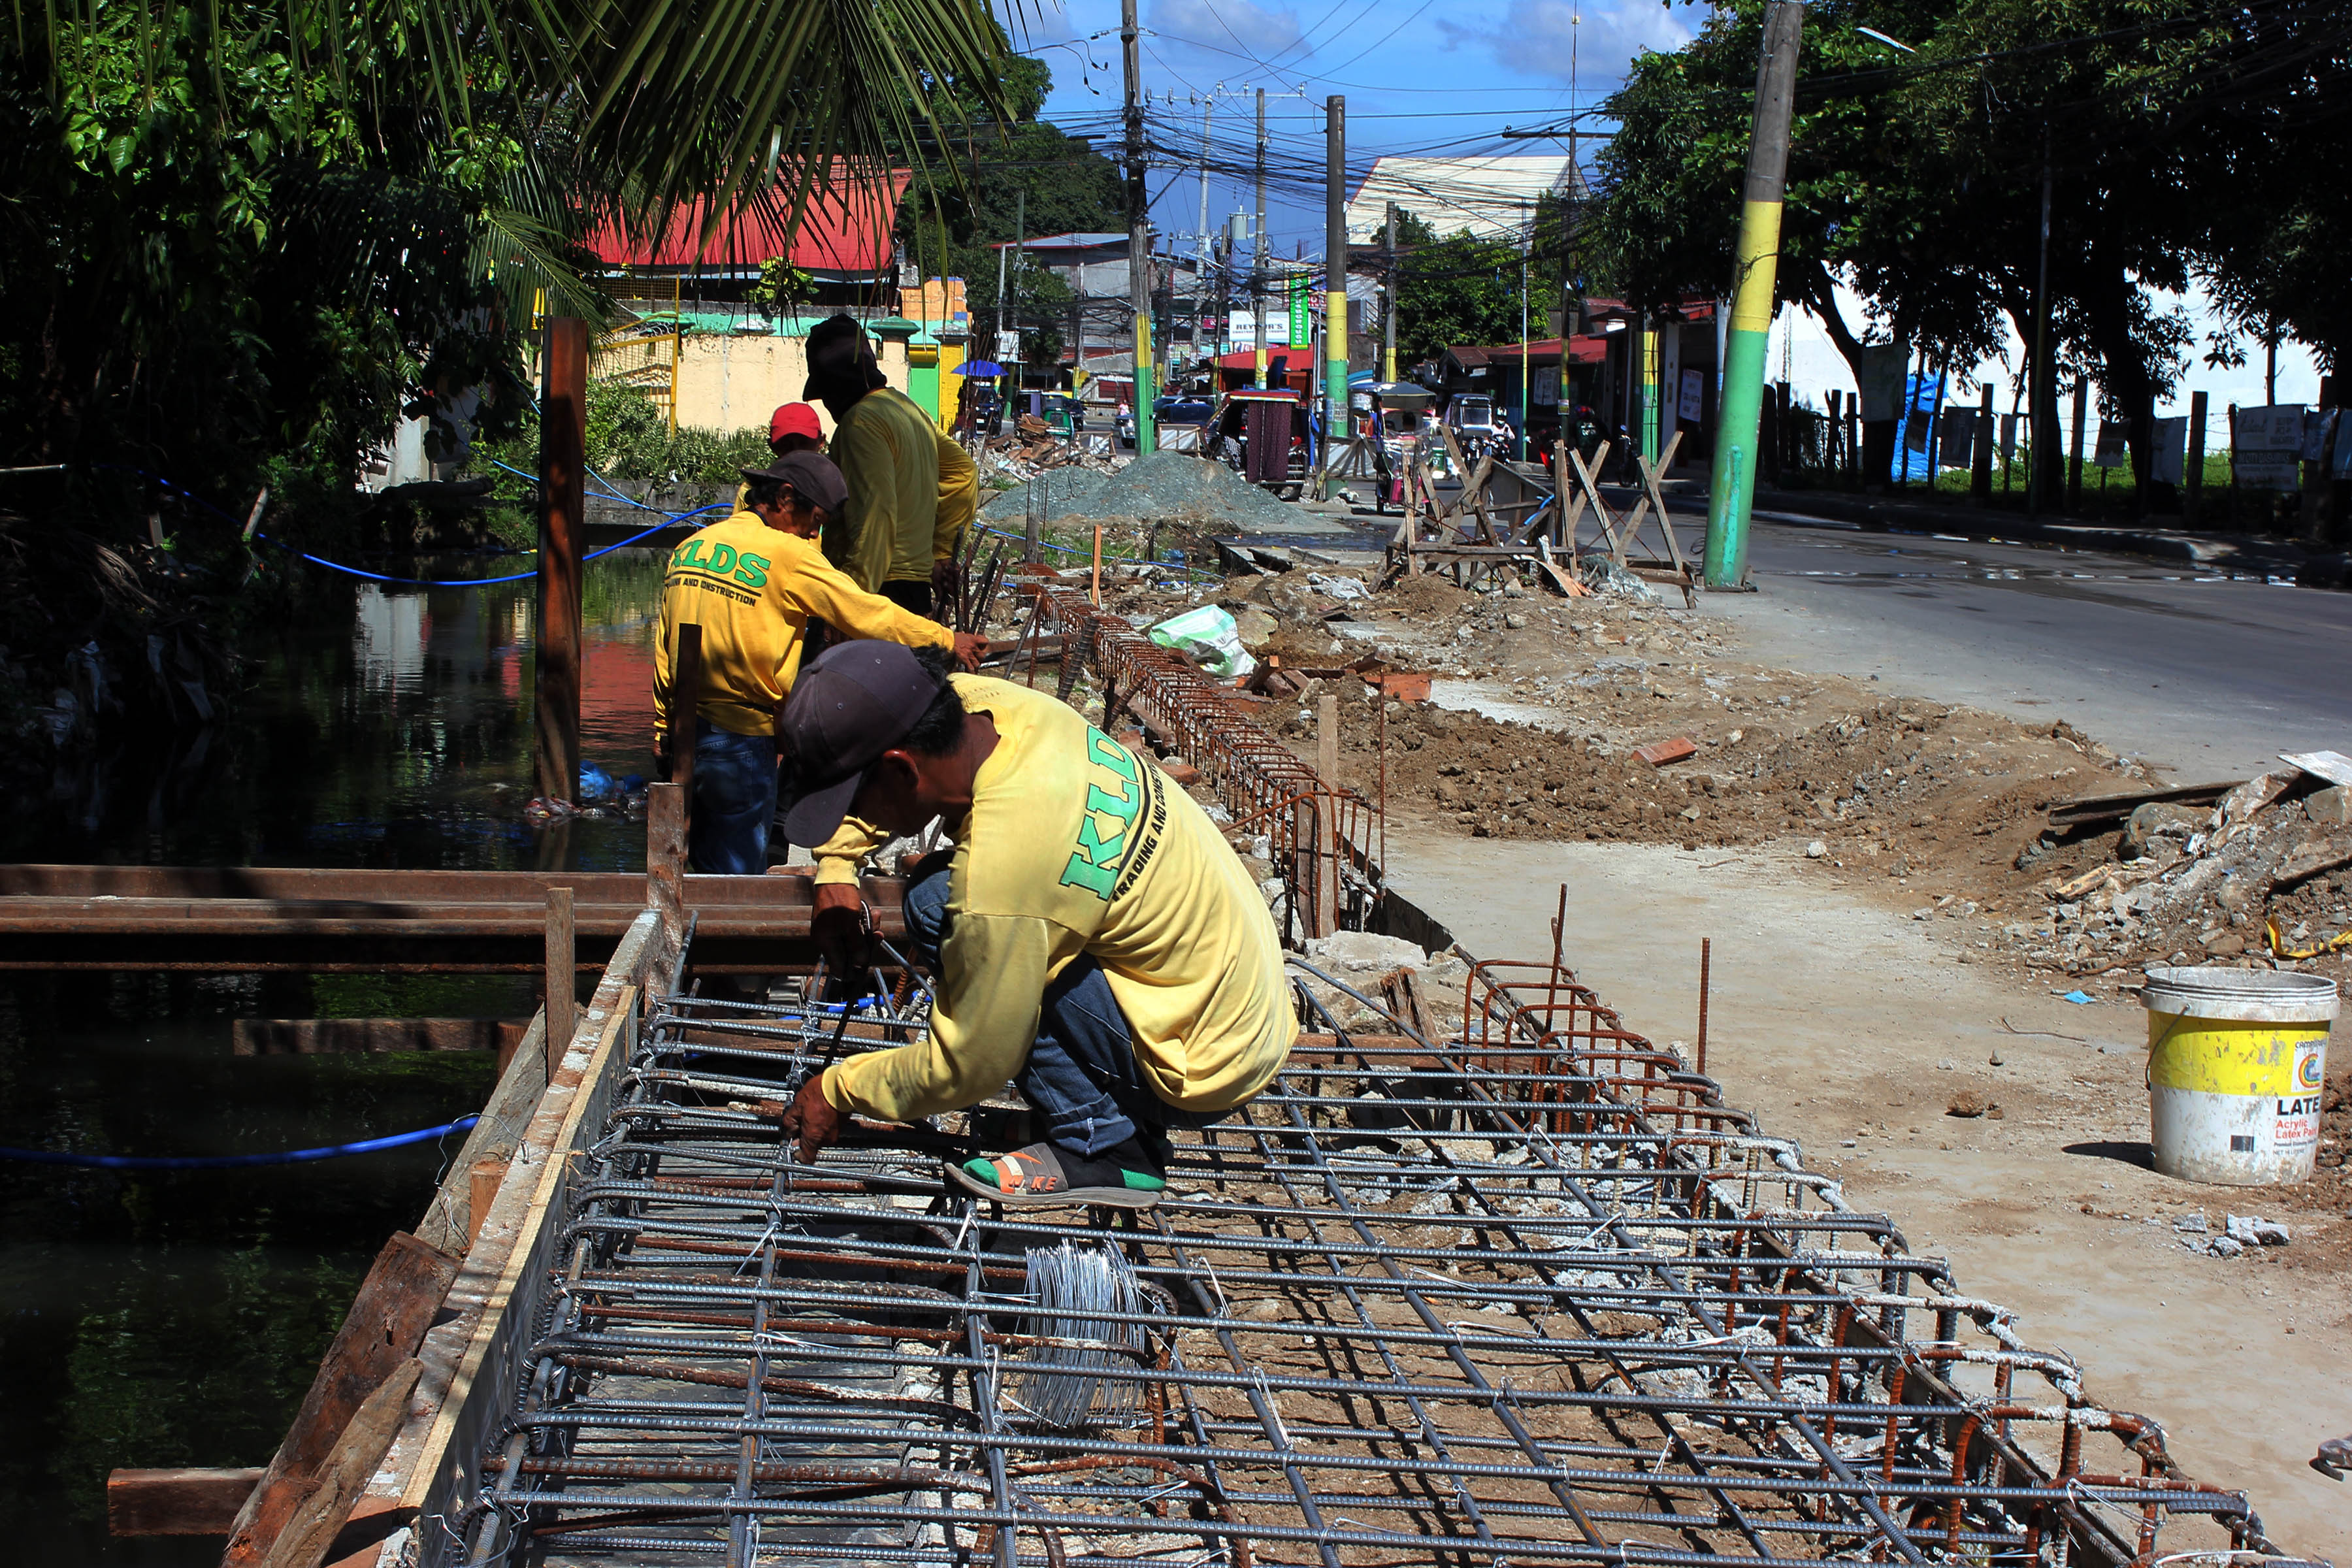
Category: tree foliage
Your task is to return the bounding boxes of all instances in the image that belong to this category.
[1586,0,2350,483]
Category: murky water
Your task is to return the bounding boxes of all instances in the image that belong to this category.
[0,553,667,1561]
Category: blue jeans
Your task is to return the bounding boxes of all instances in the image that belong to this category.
[687,721,777,874]
[902,853,1228,1158]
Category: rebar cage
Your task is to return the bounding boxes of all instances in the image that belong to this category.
[451,947,2295,1568]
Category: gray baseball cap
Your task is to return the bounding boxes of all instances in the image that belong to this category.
[779,641,946,846]
[740,450,846,516]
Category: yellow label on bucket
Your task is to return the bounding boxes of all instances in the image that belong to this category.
[2146,1013,2324,1096]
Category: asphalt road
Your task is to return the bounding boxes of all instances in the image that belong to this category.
[1695,514,2352,779]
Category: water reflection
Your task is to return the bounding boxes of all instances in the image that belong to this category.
[0,554,666,1559]
[12,549,668,871]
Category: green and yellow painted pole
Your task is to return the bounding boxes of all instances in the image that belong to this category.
[1122,0,1156,453]
[1704,0,1805,590]
[1639,319,1661,461]
[1324,95,1350,470]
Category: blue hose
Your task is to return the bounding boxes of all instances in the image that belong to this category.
[0,1114,480,1170]
[103,465,725,589]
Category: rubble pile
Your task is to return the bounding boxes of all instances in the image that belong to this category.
[1997,768,2352,981]
[983,449,1299,531]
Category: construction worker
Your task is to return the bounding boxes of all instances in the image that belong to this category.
[654,453,985,874]
[803,315,977,618]
[772,641,1296,1207]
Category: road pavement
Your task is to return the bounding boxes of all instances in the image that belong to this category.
[1703,515,2352,779]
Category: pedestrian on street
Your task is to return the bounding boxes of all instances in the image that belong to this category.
[654,454,984,874]
[774,642,1295,1207]
[803,315,977,617]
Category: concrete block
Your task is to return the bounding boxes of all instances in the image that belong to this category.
[2306,785,2352,825]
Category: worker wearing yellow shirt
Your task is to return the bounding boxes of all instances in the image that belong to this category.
[653,453,985,874]
[804,316,977,616]
[772,642,1295,1207]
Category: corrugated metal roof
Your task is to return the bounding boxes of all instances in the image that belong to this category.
[587,169,909,277]
[1345,156,1588,244]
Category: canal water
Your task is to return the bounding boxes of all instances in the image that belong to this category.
[0,552,666,1561]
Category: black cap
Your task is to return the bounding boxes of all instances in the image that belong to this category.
[740,450,847,517]
[779,641,946,846]
[803,314,885,400]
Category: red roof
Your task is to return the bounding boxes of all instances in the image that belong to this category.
[1451,336,1609,368]
[586,169,911,275]
[1213,348,1310,369]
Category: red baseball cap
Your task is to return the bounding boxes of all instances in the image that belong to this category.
[768,402,823,445]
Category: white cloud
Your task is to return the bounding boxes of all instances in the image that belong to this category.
[1149,0,1311,69]
[1437,0,1692,87]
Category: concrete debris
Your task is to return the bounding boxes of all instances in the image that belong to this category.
[1806,840,1827,858]
[1632,736,1697,767]
[2173,1211,2210,1233]
[2202,1234,2246,1258]
[1946,1091,1997,1119]
[2225,1213,2290,1247]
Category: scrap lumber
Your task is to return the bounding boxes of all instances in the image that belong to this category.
[2044,779,2238,828]
[256,1359,422,1568]
[106,1467,264,1536]
[221,1234,457,1566]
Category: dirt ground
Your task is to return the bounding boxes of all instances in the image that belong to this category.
[1050,559,2352,1558]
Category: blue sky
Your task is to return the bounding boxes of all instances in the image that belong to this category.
[999,0,1695,252]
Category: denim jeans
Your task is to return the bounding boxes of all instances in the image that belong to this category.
[688,720,777,874]
[901,852,1228,1158]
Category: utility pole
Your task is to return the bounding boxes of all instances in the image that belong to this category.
[1383,201,1398,385]
[1255,88,1271,389]
[1518,200,1531,463]
[1702,0,1804,590]
[1324,95,1348,469]
[1198,97,1213,379]
[1122,0,1155,453]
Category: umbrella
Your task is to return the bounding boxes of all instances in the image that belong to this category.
[955,361,1005,377]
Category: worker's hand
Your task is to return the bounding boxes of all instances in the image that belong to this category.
[779,1071,842,1162]
[811,881,872,984]
[932,558,960,615]
[951,631,988,672]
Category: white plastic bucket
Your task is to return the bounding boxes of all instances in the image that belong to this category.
[2140,966,2336,1186]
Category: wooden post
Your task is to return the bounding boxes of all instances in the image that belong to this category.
[1090,524,1103,605]
[537,316,588,803]
[1970,380,1995,501]
[241,487,269,542]
[2184,389,2208,528]
[544,887,575,1080]
[1314,693,1339,938]
[647,781,686,936]
[466,1156,507,1250]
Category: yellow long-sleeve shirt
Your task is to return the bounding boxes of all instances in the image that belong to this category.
[653,512,950,742]
[820,676,1295,1124]
[828,387,976,589]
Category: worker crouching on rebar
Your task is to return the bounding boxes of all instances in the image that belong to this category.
[774,641,1296,1207]
[653,453,984,874]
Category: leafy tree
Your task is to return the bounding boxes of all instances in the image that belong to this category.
[1392,212,1527,367]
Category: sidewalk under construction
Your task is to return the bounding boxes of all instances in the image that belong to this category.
[150,578,2316,1567]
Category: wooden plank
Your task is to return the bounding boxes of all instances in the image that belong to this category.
[221,1234,457,1566]
[257,1358,423,1568]
[544,887,575,1082]
[2045,779,2238,828]
[377,914,660,1555]
[231,1019,522,1056]
[106,1466,263,1536]
[646,785,685,941]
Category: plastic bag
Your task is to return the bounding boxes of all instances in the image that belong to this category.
[1148,605,1257,681]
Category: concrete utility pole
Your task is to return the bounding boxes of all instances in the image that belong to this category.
[1255,88,1271,389]
[1122,0,1155,452]
[1703,0,1804,590]
[536,318,586,804]
[1324,95,1348,457]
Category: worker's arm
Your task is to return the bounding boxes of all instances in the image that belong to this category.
[821,910,1051,1122]
[810,815,885,888]
[932,431,977,564]
[830,408,901,592]
[651,606,675,751]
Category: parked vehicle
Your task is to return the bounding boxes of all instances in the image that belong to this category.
[1202,387,1311,500]
[1152,391,1216,427]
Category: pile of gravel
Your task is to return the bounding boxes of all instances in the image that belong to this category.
[981,449,1299,529]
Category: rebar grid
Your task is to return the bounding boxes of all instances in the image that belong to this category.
[457,957,2289,1568]
[1028,582,1379,938]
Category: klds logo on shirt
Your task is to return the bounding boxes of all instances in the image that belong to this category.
[1060,730,1147,899]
